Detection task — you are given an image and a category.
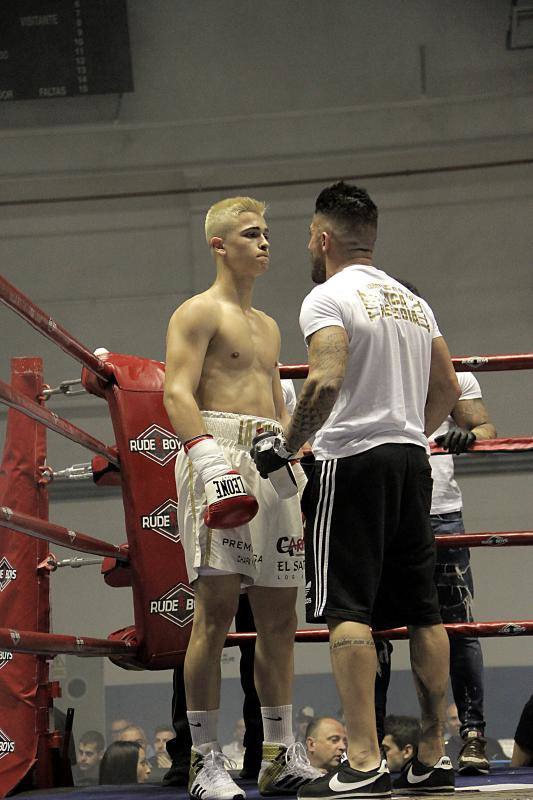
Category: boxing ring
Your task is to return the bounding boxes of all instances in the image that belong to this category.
[1,272,532,797]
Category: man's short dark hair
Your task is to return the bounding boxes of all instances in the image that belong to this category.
[80,730,105,752]
[315,181,378,229]
[384,715,420,750]
[305,716,341,740]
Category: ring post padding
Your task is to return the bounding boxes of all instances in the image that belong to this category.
[0,358,56,795]
[82,353,192,669]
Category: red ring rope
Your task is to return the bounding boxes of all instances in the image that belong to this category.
[1,619,531,661]
[0,275,113,380]
[0,506,128,562]
[435,531,533,547]
[0,627,135,658]
[431,437,533,454]
[280,354,533,380]
[229,620,533,644]
[0,378,119,464]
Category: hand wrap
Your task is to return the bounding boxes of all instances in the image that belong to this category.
[250,431,294,478]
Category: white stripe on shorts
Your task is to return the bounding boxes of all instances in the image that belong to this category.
[313,459,337,618]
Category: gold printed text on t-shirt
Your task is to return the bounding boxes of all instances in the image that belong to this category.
[358,284,430,331]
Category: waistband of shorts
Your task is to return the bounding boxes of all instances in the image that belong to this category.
[201,411,282,449]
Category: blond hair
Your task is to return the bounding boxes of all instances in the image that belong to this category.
[204,196,266,243]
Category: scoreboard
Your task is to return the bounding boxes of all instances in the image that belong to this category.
[0,0,133,101]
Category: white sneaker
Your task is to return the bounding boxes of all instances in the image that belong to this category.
[259,741,323,796]
[189,747,246,800]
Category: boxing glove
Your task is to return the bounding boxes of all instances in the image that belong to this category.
[434,425,476,455]
[185,435,258,529]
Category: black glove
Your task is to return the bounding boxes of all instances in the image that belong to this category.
[250,431,294,478]
[434,425,476,455]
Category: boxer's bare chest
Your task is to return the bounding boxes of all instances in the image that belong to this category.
[206,307,275,374]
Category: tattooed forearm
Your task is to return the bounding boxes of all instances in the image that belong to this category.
[285,326,348,452]
[286,383,337,451]
[330,638,375,651]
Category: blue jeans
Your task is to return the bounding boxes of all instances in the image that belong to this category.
[432,511,485,737]
[374,511,485,739]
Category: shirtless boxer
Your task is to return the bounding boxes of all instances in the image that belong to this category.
[163,196,319,800]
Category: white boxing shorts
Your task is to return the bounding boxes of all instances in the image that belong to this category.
[175,411,306,587]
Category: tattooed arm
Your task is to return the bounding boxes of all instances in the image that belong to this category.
[285,325,348,453]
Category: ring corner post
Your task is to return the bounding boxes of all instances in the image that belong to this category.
[0,357,67,795]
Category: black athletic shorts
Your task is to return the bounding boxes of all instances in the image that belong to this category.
[302,443,442,629]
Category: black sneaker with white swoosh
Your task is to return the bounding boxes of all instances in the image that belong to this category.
[297,758,391,799]
[392,756,454,795]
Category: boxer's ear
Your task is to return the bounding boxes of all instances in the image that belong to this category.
[210,236,225,254]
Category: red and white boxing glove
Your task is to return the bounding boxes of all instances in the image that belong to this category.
[184,434,258,529]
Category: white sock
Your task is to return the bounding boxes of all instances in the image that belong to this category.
[187,709,219,749]
[261,705,294,747]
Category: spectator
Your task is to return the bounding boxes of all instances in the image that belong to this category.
[511,695,533,767]
[445,702,460,740]
[109,718,133,742]
[72,730,105,786]
[117,724,148,751]
[445,703,505,767]
[305,717,347,773]
[150,724,174,769]
[99,740,152,785]
[222,718,247,769]
[382,716,420,773]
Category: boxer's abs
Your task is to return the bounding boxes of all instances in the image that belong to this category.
[196,372,278,420]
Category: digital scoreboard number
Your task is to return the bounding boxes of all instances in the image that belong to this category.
[0,0,133,101]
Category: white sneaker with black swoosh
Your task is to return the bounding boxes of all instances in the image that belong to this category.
[297,758,391,799]
[392,756,454,795]
[188,747,246,800]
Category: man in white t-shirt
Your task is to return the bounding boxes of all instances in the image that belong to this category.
[384,280,497,774]
[431,371,496,773]
[281,377,297,416]
[251,181,460,798]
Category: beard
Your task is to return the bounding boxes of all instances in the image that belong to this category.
[311,253,326,284]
